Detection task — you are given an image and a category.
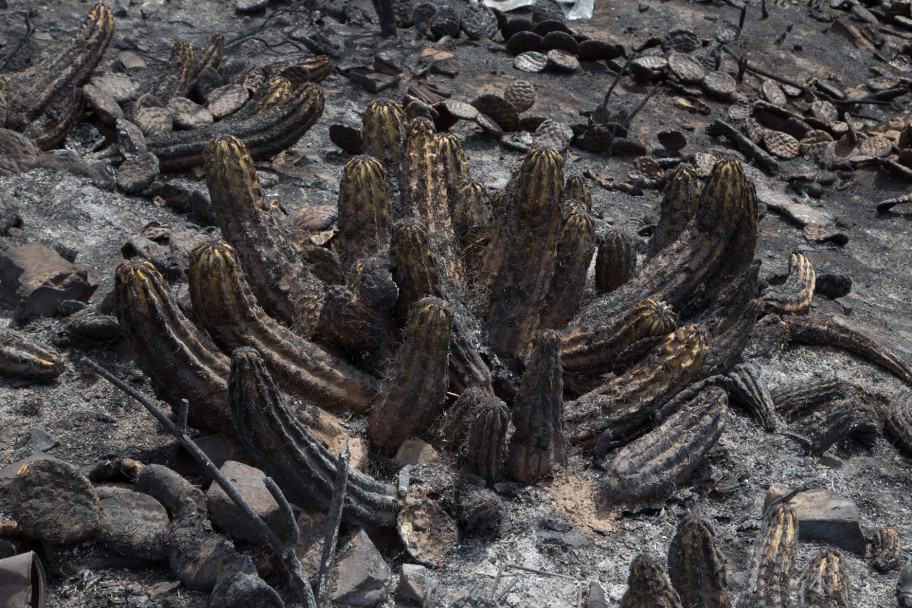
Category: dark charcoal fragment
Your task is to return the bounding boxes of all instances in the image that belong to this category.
[506,31,544,55]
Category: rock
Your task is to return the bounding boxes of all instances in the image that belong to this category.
[0,242,97,323]
[0,194,23,235]
[82,84,125,126]
[115,118,147,155]
[167,97,214,130]
[331,529,392,607]
[587,580,610,608]
[330,436,370,473]
[133,104,173,136]
[116,151,159,195]
[787,488,867,554]
[65,309,122,341]
[236,0,268,12]
[764,482,789,509]
[394,438,439,467]
[209,557,284,608]
[294,509,338,586]
[26,428,59,454]
[0,128,40,176]
[89,72,138,104]
[206,460,291,544]
[399,563,431,603]
[207,84,250,120]
[175,433,246,479]
[9,456,99,545]
[96,484,170,561]
[114,51,147,71]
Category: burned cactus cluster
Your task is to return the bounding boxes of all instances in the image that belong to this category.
[110,91,775,519]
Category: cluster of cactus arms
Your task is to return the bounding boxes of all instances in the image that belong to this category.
[109,91,912,530]
[626,505,856,608]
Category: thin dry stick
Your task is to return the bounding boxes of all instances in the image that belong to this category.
[489,565,503,598]
[316,450,350,607]
[81,357,318,608]
[504,563,577,580]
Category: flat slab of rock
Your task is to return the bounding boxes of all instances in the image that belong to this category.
[0,242,97,323]
[206,460,287,543]
[206,84,249,120]
[0,128,40,176]
[167,97,214,130]
[787,488,867,554]
[331,529,392,608]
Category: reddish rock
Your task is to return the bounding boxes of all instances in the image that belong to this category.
[0,242,97,323]
[0,128,40,176]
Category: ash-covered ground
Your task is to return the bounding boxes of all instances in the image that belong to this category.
[1,0,912,606]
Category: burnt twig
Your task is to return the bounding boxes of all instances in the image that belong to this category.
[316,450,350,607]
[80,356,318,608]
[706,119,780,174]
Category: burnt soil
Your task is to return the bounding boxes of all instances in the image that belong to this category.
[2,0,912,606]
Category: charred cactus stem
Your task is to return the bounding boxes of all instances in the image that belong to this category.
[576,159,748,328]
[668,516,731,608]
[561,299,677,376]
[763,252,816,315]
[228,348,399,528]
[785,316,912,386]
[318,284,392,355]
[151,81,324,172]
[402,118,465,291]
[459,390,511,484]
[871,527,902,573]
[361,98,407,178]
[797,550,852,608]
[600,386,728,503]
[0,327,65,381]
[390,218,492,391]
[726,362,778,431]
[885,392,912,456]
[150,41,195,104]
[114,258,233,434]
[507,330,564,484]
[188,241,379,413]
[594,229,636,295]
[771,377,843,421]
[797,406,857,455]
[301,55,334,83]
[539,203,596,330]
[25,89,87,150]
[134,463,208,529]
[368,297,452,455]
[620,554,685,608]
[567,324,709,448]
[562,175,592,212]
[195,34,224,74]
[437,134,470,212]
[647,165,699,257]
[737,502,798,608]
[451,179,494,288]
[485,149,564,359]
[5,4,114,132]
[336,155,392,267]
[205,135,323,334]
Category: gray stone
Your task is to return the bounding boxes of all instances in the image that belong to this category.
[26,428,59,454]
[114,51,147,71]
[206,84,250,120]
[89,72,138,104]
[788,488,867,554]
[115,118,147,155]
[331,529,392,607]
[82,84,125,126]
[116,151,159,195]
[399,563,430,604]
[209,557,284,608]
[206,460,289,544]
[586,580,609,608]
[167,97,214,130]
[0,242,97,323]
[236,0,268,12]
